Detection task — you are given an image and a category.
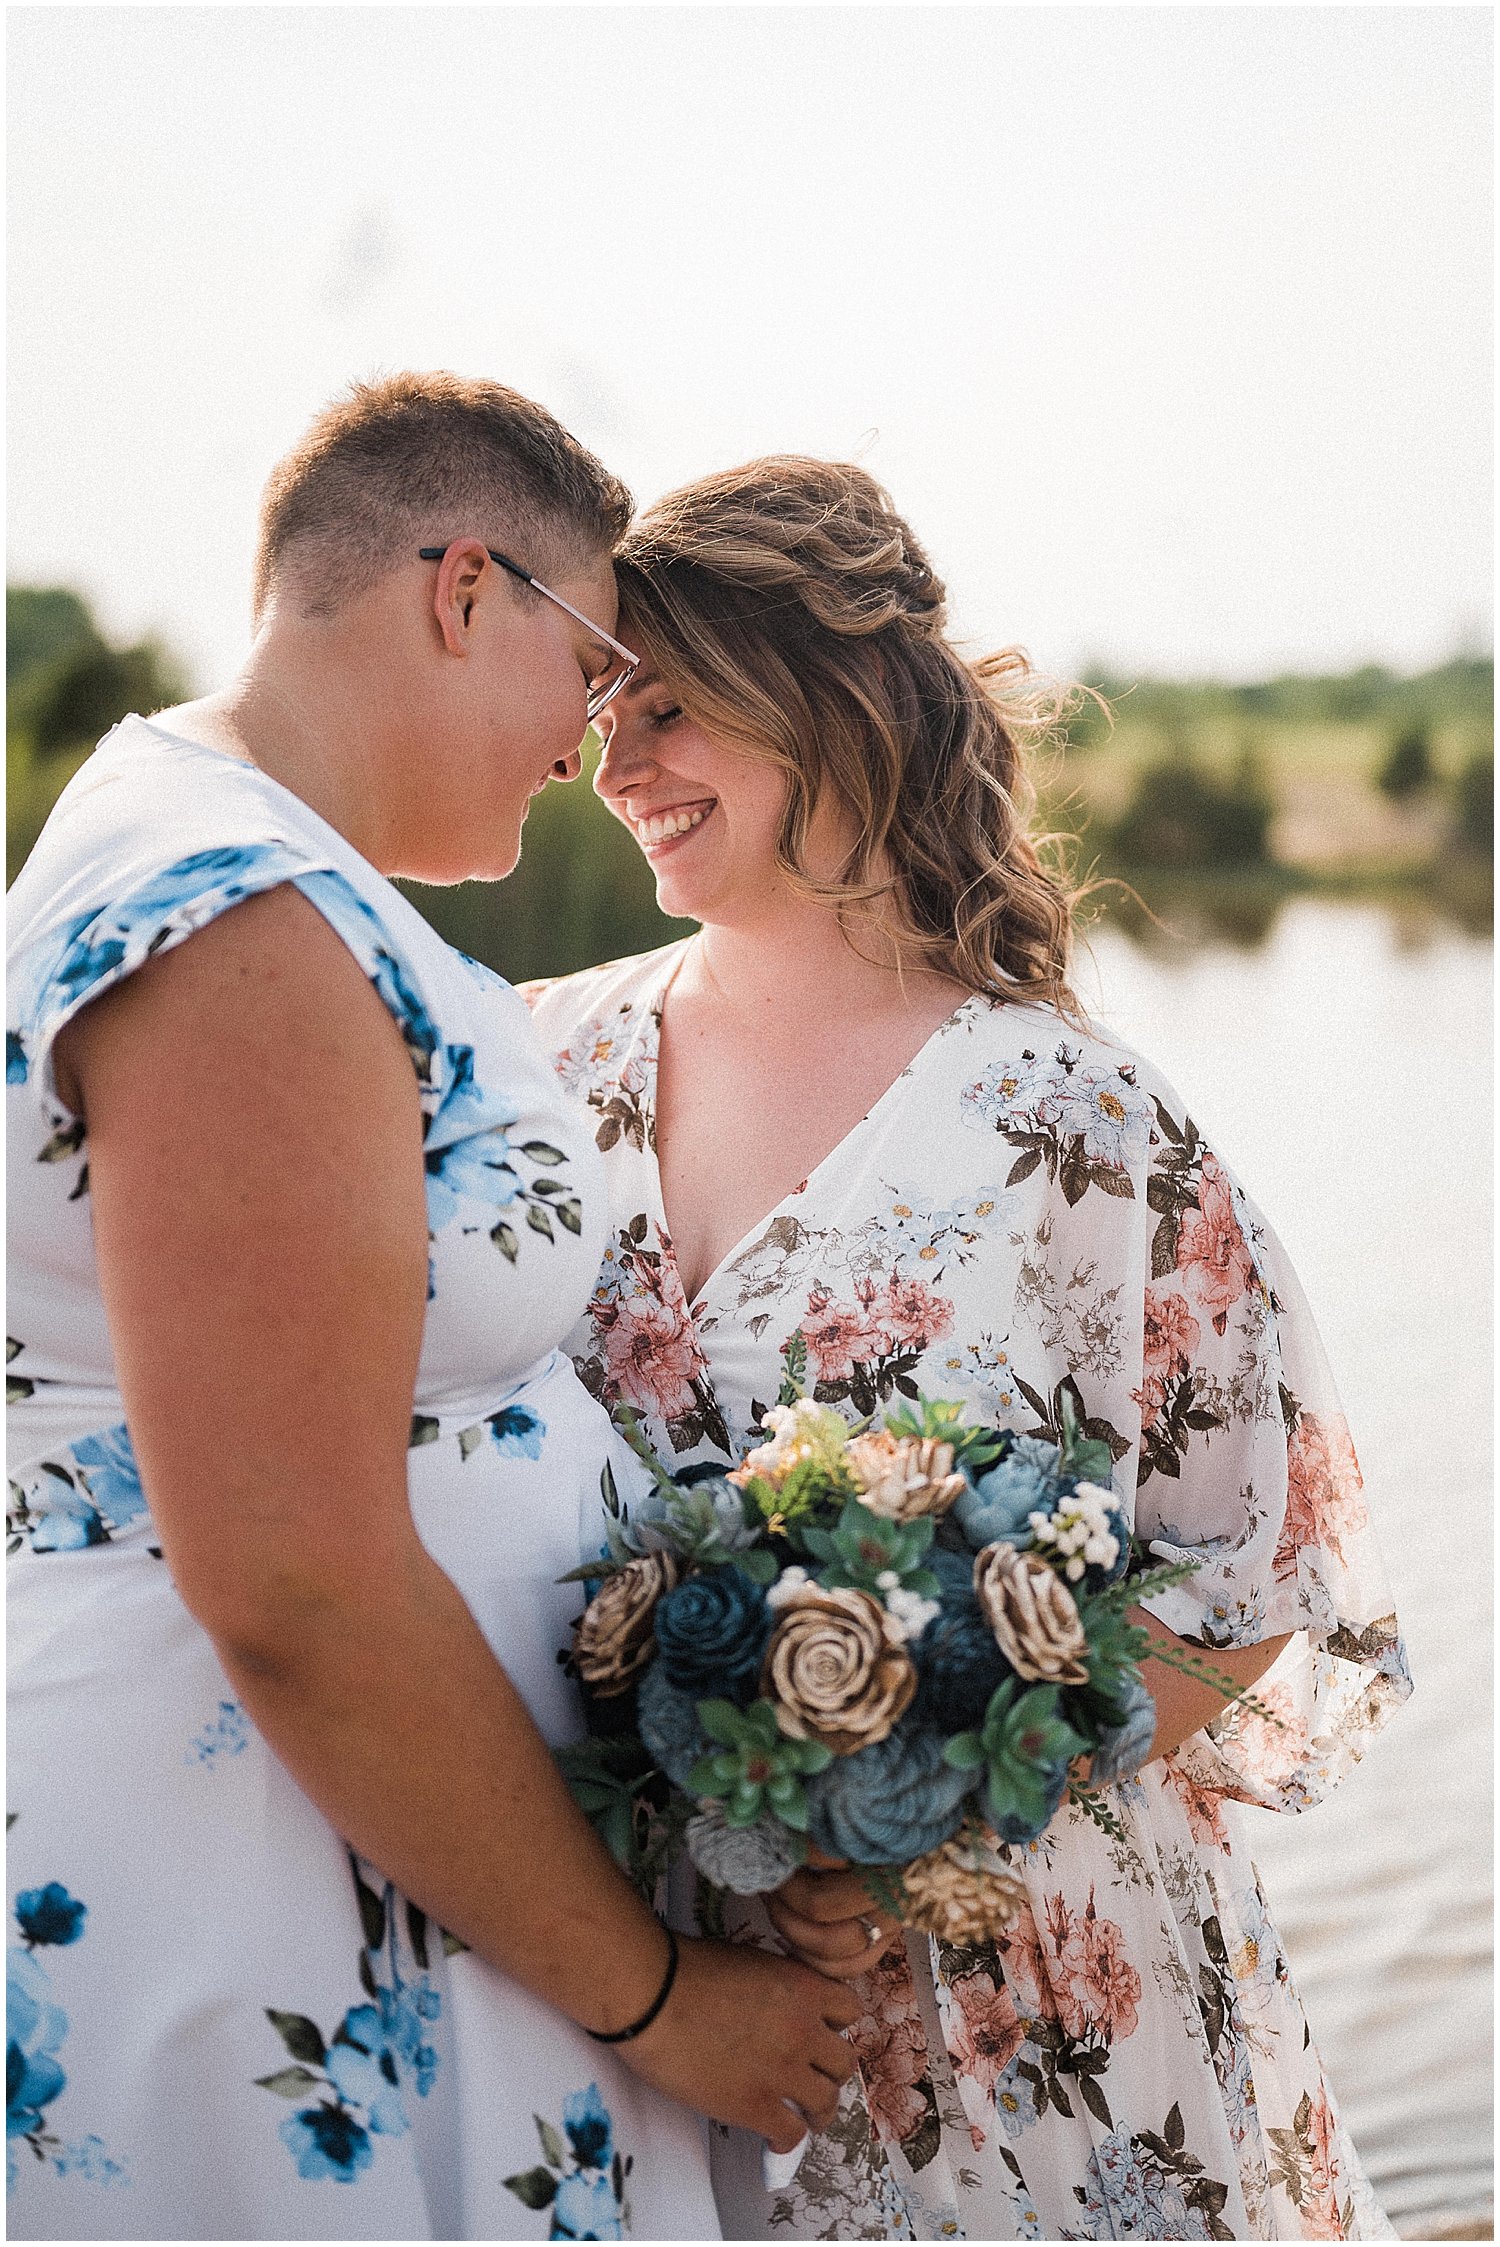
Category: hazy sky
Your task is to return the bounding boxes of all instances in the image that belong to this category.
[8,5,1492,690]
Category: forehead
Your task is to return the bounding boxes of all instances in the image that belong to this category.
[546,553,620,639]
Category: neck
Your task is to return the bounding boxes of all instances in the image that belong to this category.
[684,883,961,1026]
[159,606,410,871]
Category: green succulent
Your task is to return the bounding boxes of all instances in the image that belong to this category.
[800,1497,941,1598]
[883,1394,1007,1475]
[944,1677,1089,1837]
[687,1698,832,1830]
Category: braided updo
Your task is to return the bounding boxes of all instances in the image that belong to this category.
[614,457,1087,1019]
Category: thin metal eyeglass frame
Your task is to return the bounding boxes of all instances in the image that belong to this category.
[417,544,640,720]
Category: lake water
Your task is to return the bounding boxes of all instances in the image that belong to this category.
[1080,897,1492,2240]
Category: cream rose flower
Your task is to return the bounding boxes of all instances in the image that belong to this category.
[973,1543,1090,1685]
[573,1552,682,1697]
[846,1431,967,1521]
[902,1837,1029,1942]
[763,1584,917,1754]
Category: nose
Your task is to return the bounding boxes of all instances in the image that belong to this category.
[593,712,660,799]
[552,739,586,784]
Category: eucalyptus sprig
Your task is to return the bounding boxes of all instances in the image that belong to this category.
[777,1328,810,1408]
[1055,1389,1116,1486]
[611,1404,682,1501]
[1066,1780,1129,1841]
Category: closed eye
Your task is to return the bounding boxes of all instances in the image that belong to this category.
[649,706,683,730]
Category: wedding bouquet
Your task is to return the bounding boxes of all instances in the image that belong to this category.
[559,1336,1228,1941]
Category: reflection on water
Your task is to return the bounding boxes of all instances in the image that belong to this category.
[1081,899,1493,2239]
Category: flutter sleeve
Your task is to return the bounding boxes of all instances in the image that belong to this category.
[9,843,448,1122]
[1129,1090,1411,1813]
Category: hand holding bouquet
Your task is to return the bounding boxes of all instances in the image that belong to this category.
[559,1336,1239,1940]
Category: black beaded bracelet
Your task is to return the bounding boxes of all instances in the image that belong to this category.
[585,1924,680,2045]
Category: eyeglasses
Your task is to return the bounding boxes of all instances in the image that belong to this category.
[418,543,640,721]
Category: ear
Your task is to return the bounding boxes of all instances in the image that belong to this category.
[429,540,492,657]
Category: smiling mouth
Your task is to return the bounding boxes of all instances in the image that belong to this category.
[633,799,716,850]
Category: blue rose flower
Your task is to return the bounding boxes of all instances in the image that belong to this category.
[636,1666,712,1789]
[279,2102,375,2182]
[1088,1675,1157,1785]
[551,2166,623,2240]
[14,1884,86,1949]
[71,1424,148,1530]
[912,1588,1015,1734]
[25,1467,105,1553]
[7,1948,69,2144]
[486,1405,544,1460]
[805,1720,978,1864]
[7,1032,27,1086]
[954,1436,1064,1552]
[653,1570,770,1702]
[562,2081,613,2171]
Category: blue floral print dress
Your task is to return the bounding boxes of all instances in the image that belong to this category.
[529,941,1412,2246]
[6,721,722,2242]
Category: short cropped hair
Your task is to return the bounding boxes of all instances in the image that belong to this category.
[252,371,633,622]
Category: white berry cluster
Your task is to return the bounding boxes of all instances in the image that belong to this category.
[875,1572,941,1644]
[765,1564,812,1610]
[1028,1480,1121,1582]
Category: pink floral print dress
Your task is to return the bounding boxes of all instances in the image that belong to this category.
[528,941,1410,2244]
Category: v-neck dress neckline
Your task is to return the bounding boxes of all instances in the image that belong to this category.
[636,940,985,1313]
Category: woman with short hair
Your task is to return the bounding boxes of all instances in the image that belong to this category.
[6,383,859,2240]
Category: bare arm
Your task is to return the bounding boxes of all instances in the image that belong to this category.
[769,1607,1293,1977]
[55,886,857,2144]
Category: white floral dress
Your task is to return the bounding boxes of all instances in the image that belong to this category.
[528,940,1411,2245]
[6,723,722,2242]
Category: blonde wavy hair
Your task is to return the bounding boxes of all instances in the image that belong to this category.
[614,457,1090,1020]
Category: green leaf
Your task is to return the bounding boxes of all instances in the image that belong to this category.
[458,1423,485,1461]
[688,1754,727,1795]
[697,1699,744,1746]
[408,1414,441,1447]
[943,1732,987,1770]
[797,1740,834,1775]
[535,2115,566,2168]
[519,1140,567,1166]
[254,2064,323,2097]
[491,1221,518,1262]
[266,2010,326,2067]
[503,2165,559,2210]
[556,1199,583,1236]
[800,1526,837,1563]
[775,1791,811,1832]
[735,1547,778,1586]
[440,1927,470,1956]
[727,1787,764,1825]
[526,1203,555,1240]
[406,1900,430,1971]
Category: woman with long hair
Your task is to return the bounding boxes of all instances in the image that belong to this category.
[526,457,1410,2241]
[5,386,860,2240]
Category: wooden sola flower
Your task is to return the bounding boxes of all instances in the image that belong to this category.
[973,1544,1090,1685]
[762,1583,917,1754]
[901,1833,1029,1941]
[573,1553,681,1697]
[845,1431,967,1521]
